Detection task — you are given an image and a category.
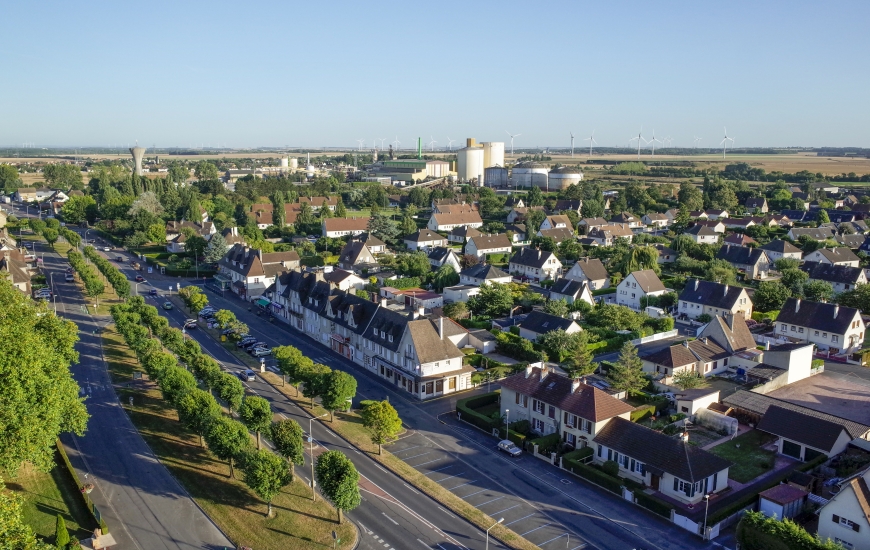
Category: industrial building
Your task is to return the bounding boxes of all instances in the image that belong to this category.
[377,159,450,183]
[547,166,583,190]
[456,138,506,185]
[511,161,550,189]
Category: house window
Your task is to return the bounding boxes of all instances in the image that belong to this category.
[564,431,576,446]
[833,335,839,343]
[373,328,378,335]
[583,419,592,434]
[833,515,860,532]
[815,331,819,336]
[791,326,796,332]
[781,324,787,332]
[548,406,556,419]
[388,335,393,342]
[823,332,828,338]
[532,418,545,433]
[533,400,545,414]
[597,445,603,458]
[834,539,854,550]
[798,328,804,334]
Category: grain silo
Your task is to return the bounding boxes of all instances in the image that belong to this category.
[547,166,583,190]
[481,142,505,168]
[280,157,289,168]
[511,161,550,189]
[289,158,299,170]
[457,145,484,184]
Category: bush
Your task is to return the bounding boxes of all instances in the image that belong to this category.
[359,400,377,410]
[456,392,501,432]
[459,319,492,330]
[562,447,593,462]
[630,404,657,422]
[497,427,527,449]
[737,510,842,550]
[601,460,619,477]
[528,433,561,455]
[391,277,422,289]
[511,419,531,435]
[564,461,623,494]
[633,490,673,518]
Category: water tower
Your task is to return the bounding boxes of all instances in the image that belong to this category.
[130,146,146,176]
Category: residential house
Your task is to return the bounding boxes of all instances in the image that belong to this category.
[427,247,461,272]
[221,227,247,250]
[715,245,771,279]
[760,240,803,263]
[587,223,634,246]
[165,219,217,252]
[458,263,512,286]
[519,310,582,342]
[804,247,860,267]
[775,298,865,353]
[746,197,769,213]
[723,233,757,247]
[509,248,562,282]
[506,207,544,224]
[721,218,756,230]
[553,200,582,215]
[246,202,301,228]
[817,467,870,550]
[537,227,575,243]
[503,196,525,209]
[689,210,708,219]
[705,209,729,220]
[404,229,447,251]
[685,224,720,244]
[800,261,867,293]
[844,194,861,207]
[673,388,721,416]
[758,405,854,463]
[465,234,512,259]
[678,278,753,320]
[564,257,609,290]
[641,212,670,229]
[610,212,642,229]
[788,226,836,241]
[14,188,37,202]
[616,270,667,311]
[654,244,677,264]
[505,224,527,243]
[296,196,338,211]
[337,241,377,271]
[433,200,476,214]
[217,244,298,300]
[427,210,483,232]
[664,208,680,222]
[324,268,366,291]
[322,217,370,238]
[548,279,594,307]
[0,250,31,294]
[540,215,573,231]
[578,217,608,234]
[447,225,481,244]
[355,233,388,254]
[642,337,731,385]
[443,285,481,304]
[836,234,866,250]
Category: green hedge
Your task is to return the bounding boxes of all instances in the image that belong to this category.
[562,447,594,462]
[459,319,492,330]
[456,392,501,432]
[497,428,528,449]
[737,510,843,550]
[564,460,623,494]
[56,439,106,532]
[630,404,657,422]
[633,490,673,518]
[391,277,422,289]
[301,255,324,267]
[592,287,617,296]
[528,433,561,456]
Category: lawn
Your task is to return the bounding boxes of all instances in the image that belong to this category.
[3,454,96,544]
[101,327,357,550]
[707,430,777,483]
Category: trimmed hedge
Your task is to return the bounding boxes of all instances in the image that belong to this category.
[497,428,527,449]
[737,510,843,550]
[564,461,623,494]
[527,433,561,456]
[562,447,593,462]
[633,490,673,518]
[391,277,422,289]
[459,319,492,330]
[456,392,501,432]
[630,404,657,423]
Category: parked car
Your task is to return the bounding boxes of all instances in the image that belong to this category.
[251,347,272,357]
[221,328,236,335]
[135,275,144,282]
[149,288,157,296]
[66,266,73,273]
[183,319,197,329]
[103,246,111,252]
[497,440,522,457]
[65,273,75,282]
[237,337,257,348]
[199,306,216,314]
[162,302,173,310]
[243,341,265,351]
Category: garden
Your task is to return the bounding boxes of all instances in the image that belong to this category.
[707,430,777,483]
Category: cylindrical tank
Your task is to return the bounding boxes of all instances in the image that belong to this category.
[481,142,505,168]
[484,166,508,187]
[547,166,584,190]
[280,157,289,168]
[457,146,484,183]
[306,165,315,178]
[289,158,299,170]
[511,161,550,189]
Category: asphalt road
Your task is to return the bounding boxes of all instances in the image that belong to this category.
[33,235,233,550]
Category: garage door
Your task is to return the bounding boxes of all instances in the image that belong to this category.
[782,440,802,459]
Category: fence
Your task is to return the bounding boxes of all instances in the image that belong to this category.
[631,329,678,345]
[56,439,107,532]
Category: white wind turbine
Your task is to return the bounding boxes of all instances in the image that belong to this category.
[446,136,455,151]
[379,138,387,149]
[506,131,521,155]
[570,132,575,157]
[693,136,702,149]
[428,136,438,151]
[629,127,647,160]
[392,136,401,151]
[648,130,662,156]
[584,130,597,157]
[720,127,734,159]
[356,139,365,151]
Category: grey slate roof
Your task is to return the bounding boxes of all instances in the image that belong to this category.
[757,405,850,452]
[520,310,578,334]
[811,247,860,264]
[510,248,558,269]
[460,263,509,280]
[549,279,587,299]
[686,224,719,237]
[716,245,768,266]
[775,297,861,335]
[799,261,864,285]
[760,239,801,254]
[538,227,575,243]
[571,258,608,281]
[679,279,747,310]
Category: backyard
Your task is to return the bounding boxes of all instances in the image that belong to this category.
[707,429,777,483]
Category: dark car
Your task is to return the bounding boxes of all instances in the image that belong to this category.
[236,337,257,348]
[116,256,124,262]
[135,275,144,282]
[149,289,157,296]
[243,341,266,351]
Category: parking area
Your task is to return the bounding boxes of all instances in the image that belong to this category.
[387,430,590,550]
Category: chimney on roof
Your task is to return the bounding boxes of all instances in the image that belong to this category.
[694,279,699,291]
[525,364,533,378]
[724,284,729,296]
[537,249,541,259]
[540,366,549,381]
[439,317,444,340]
[702,337,708,344]
[571,378,581,393]
[683,340,689,348]
[834,304,840,318]
[795,298,801,313]
[765,340,771,350]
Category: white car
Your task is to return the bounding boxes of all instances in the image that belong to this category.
[497,440,522,457]
[251,347,272,357]
[65,274,74,282]
[103,247,111,252]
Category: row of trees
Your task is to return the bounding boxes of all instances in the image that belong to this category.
[83,245,130,298]
[67,250,105,303]
[271,345,357,421]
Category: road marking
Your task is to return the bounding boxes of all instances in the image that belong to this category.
[423,465,452,475]
[490,504,521,516]
[402,450,432,460]
[417,539,429,548]
[403,483,420,494]
[434,471,464,483]
[474,496,504,508]
[447,480,476,490]
[519,523,550,536]
[463,488,487,497]
[413,458,443,467]
[382,513,399,525]
[504,513,536,526]
[437,506,455,519]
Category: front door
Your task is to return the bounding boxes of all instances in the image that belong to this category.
[651,474,660,491]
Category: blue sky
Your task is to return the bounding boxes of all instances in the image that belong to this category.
[2,1,868,148]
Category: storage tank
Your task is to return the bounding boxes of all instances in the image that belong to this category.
[481,142,505,168]
[280,157,289,168]
[511,161,550,189]
[289,158,299,170]
[457,146,484,183]
[547,166,584,190]
[484,166,508,188]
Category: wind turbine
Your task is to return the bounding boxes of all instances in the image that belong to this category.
[648,130,662,157]
[505,131,521,155]
[428,136,438,151]
[393,136,401,151]
[693,136,702,149]
[720,128,734,159]
[583,130,597,157]
[570,132,575,157]
[379,138,387,149]
[446,136,455,151]
[629,127,647,160]
[356,139,365,151]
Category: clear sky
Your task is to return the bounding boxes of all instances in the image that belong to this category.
[2,0,868,149]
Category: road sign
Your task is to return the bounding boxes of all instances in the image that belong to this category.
[148,267,153,274]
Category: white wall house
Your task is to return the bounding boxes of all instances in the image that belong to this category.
[775,298,865,354]
[616,270,667,311]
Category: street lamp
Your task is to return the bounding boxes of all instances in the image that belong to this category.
[84,229,91,249]
[486,518,504,550]
[504,409,510,438]
[702,494,710,540]
[309,412,329,501]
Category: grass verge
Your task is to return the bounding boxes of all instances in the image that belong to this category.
[101,326,357,550]
[707,429,777,483]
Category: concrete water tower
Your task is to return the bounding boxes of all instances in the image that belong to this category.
[130,146,146,176]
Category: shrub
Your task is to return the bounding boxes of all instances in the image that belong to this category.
[528,433,561,455]
[511,420,531,435]
[497,428,527,449]
[456,392,501,432]
[630,404,657,422]
[601,460,619,477]
[564,461,623,494]
[391,277,422,289]
[562,447,593,462]
[633,490,673,518]
[359,400,377,410]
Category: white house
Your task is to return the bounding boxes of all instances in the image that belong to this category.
[518,310,582,342]
[758,405,855,462]
[322,217,370,238]
[459,263,512,286]
[817,467,870,550]
[775,298,865,354]
[587,224,634,246]
[642,212,670,229]
[564,257,609,290]
[616,270,667,311]
[685,224,720,244]
[800,261,867,294]
[509,248,562,282]
[465,234,512,259]
[427,247,462,272]
[427,211,483,232]
[678,279,753,320]
[404,229,447,251]
[804,247,860,268]
[548,279,594,307]
[539,215,573,231]
[610,212,642,229]
[759,240,803,263]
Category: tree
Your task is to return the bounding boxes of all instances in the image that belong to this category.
[0,164,21,191]
[29,218,46,235]
[213,309,237,329]
[836,283,870,312]
[442,302,468,321]
[542,299,569,318]
[159,366,197,405]
[205,416,252,478]
[61,195,96,224]
[361,400,403,455]
[270,419,304,476]
[273,345,311,393]
[168,164,190,185]
[194,161,219,181]
[817,209,830,224]
[215,372,245,413]
[321,371,358,422]
[672,370,705,390]
[55,513,70,548]
[240,449,292,517]
[335,198,347,218]
[467,282,513,317]
[537,330,576,362]
[0,282,88,474]
[315,450,361,523]
[239,396,272,449]
[43,163,84,190]
[754,281,791,312]
[774,257,801,271]
[296,201,315,228]
[433,264,459,291]
[803,280,834,303]
[527,186,544,206]
[272,191,286,228]
[368,211,401,243]
[42,227,58,248]
[0,479,46,549]
[300,363,332,406]
[618,246,660,276]
[608,341,647,395]
[525,209,546,233]
[203,232,227,264]
[780,269,808,297]
[566,331,597,378]
[677,182,704,211]
[736,510,843,550]
[396,251,431,278]
[128,191,164,217]
[705,259,737,285]
[185,234,207,260]
[177,389,221,447]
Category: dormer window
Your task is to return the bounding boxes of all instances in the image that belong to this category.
[373,328,378,335]
[388,335,393,342]
[308,297,312,304]
[380,331,385,338]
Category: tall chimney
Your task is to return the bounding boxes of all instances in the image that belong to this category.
[834,305,840,318]
[525,364,533,378]
[795,299,801,313]
[694,279,699,291]
[571,378,581,393]
[439,317,444,340]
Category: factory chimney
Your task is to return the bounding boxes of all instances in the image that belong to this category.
[417,137,422,159]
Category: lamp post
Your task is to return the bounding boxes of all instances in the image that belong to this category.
[84,229,91,250]
[486,518,504,550]
[504,408,510,438]
[702,494,710,540]
[309,412,329,501]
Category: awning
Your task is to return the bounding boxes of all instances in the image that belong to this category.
[271,303,284,310]
[256,298,271,307]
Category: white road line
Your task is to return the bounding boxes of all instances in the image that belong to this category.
[474,496,504,508]
[447,480,476,490]
[434,471,464,483]
[358,522,372,535]
[402,450,432,460]
[416,539,429,548]
[504,513,536,526]
[382,513,399,526]
[519,523,550,536]
[413,458,443,467]
[463,488,487,497]
[423,465,453,476]
[403,483,420,494]
[538,533,568,546]
[490,504,521,516]
[437,506,455,519]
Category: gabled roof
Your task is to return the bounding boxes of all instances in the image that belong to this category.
[643,212,669,221]
[579,217,608,226]
[549,279,588,299]
[367,307,409,353]
[338,242,372,266]
[460,263,509,280]
[723,233,756,246]
[702,314,757,352]
[520,310,578,334]
[789,227,836,240]
[835,234,865,249]
[642,344,697,368]
[593,417,732,482]
[760,239,801,254]
[759,484,807,505]
[537,227,575,243]
[499,367,634,422]
[545,214,574,228]
[610,212,638,223]
[590,223,634,238]
[323,217,370,232]
[776,298,861,334]
[407,319,465,364]
[431,211,483,226]
[448,226,482,239]
[810,247,860,264]
[468,234,512,250]
[427,246,457,264]
[626,270,665,293]
[757,405,849,452]
[571,257,608,281]
[324,288,379,335]
[716,245,768,266]
[405,229,444,243]
[746,197,767,208]
[554,200,582,211]
[357,233,386,249]
[509,248,559,268]
[799,261,864,284]
[679,279,748,310]
[685,224,719,237]
[324,268,360,285]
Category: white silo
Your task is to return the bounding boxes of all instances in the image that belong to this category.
[457,146,484,183]
[547,166,584,190]
[481,142,505,168]
[280,157,289,168]
[129,146,146,176]
[289,158,299,170]
[511,161,550,189]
